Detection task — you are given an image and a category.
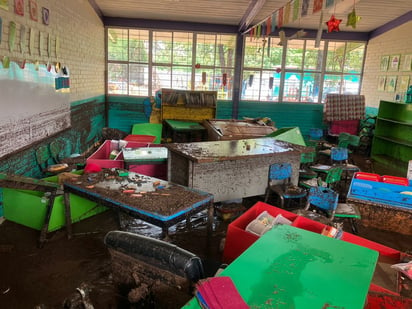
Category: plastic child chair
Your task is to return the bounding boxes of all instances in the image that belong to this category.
[300,166,343,190]
[299,151,318,180]
[264,162,307,209]
[295,186,339,225]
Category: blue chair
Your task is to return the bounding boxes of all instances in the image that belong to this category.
[295,186,339,225]
[264,163,307,209]
[296,186,361,233]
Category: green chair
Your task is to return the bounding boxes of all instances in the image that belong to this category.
[131,123,163,144]
[300,166,343,190]
[299,151,318,180]
[318,132,351,157]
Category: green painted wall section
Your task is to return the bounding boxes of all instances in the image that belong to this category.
[108,96,148,133]
[0,95,106,216]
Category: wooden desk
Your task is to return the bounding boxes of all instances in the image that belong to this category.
[183,224,378,309]
[63,170,214,238]
[166,137,304,202]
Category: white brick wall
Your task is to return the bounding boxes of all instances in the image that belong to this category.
[362,21,412,108]
[0,0,104,102]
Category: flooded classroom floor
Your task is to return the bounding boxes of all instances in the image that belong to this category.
[0,153,411,308]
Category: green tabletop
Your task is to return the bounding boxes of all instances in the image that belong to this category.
[183,224,378,309]
[165,119,205,131]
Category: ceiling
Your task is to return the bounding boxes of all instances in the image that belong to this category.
[92,0,411,34]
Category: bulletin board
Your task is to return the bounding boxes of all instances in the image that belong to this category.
[0,61,71,159]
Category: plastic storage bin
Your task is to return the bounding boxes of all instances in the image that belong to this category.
[3,171,107,232]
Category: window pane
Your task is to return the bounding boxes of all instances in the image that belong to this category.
[244,38,264,68]
[323,74,342,102]
[195,68,216,90]
[215,35,236,68]
[107,63,128,94]
[129,30,149,63]
[173,32,193,65]
[283,73,302,102]
[304,40,324,71]
[153,66,171,90]
[153,32,172,64]
[263,37,283,69]
[129,64,148,96]
[108,28,128,61]
[326,41,345,72]
[261,71,281,101]
[301,72,321,102]
[285,40,304,70]
[342,74,361,94]
[171,66,192,89]
[241,70,261,100]
[344,42,365,73]
[196,34,216,66]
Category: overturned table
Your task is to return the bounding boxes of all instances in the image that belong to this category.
[166,137,305,202]
[63,170,214,238]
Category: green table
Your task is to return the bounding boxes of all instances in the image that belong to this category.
[183,224,378,309]
[164,119,206,142]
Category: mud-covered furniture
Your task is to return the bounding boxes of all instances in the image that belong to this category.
[166,137,304,203]
[104,230,204,304]
[347,172,412,235]
[63,170,214,238]
[264,162,307,208]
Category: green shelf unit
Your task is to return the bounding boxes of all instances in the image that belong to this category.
[371,100,412,175]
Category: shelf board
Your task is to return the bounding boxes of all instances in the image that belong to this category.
[374,135,412,147]
[377,117,412,126]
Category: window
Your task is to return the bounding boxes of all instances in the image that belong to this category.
[241,37,365,103]
[107,28,236,99]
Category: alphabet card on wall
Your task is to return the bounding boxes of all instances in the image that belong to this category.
[39,31,44,56]
[8,21,16,52]
[20,25,26,54]
[0,0,8,11]
[29,28,35,55]
[29,0,37,21]
[14,0,23,16]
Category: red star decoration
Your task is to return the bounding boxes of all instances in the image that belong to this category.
[325,15,342,32]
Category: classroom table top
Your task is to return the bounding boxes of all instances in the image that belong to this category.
[63,170,213,229]
[166,137,305,163]
[164,119,206,131]
[183,224,378,309]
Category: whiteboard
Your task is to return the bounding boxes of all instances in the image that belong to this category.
[0,61,71,159]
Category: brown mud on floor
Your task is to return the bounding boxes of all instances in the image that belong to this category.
[0,203,411,309]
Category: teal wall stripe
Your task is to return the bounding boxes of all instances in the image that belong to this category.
[107,96,325,139]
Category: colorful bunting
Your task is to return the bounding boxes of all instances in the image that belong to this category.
[266,17,271,34]
[325,0,334,9]
[271,12,277,32]
[278,7,284,28]
[313,0,323,14]
[284,2,291,25]
[292,0,300,22]
[301,0,309,17]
